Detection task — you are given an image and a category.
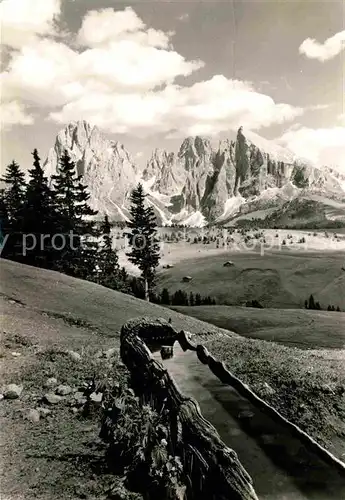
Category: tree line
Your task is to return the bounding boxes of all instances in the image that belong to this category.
[304,294,341,312]
[0,150,160,301]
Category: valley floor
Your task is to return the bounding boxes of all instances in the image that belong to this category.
[118,228,345,309]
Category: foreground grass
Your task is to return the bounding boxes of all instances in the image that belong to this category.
[201,334,345,459]
[0,337,130,500]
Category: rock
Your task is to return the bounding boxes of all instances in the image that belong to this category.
[37,407,52,418]
[0,394,4,401]
[44,377,58,389]
[238,410,255,420]
[255,382,276,398]
[45,121,138,223]
[44,393,63,405]
[103,347,118,359]
[66,350,81,362]
[71,407,79,414]
[27,409,40,423]
[4,384,23,399]
[72,392,87,407]
[90,392,103,404]
[11,352,22,357]
[45,122,345,226]
[56,384,72,396]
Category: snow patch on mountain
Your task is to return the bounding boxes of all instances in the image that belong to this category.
[216,195,245,222]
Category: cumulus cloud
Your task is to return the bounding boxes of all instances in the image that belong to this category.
[278,125,345,171]
[1,5,303,135]
[77,7,173,49]
[299,30,345,61]
[0,0,61,48]
[0,101,34,130]
[49,75,303,137]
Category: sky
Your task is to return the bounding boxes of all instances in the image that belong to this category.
[0,0,344,172]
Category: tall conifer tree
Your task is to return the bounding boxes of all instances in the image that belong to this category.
[126,183,160,301]
[23,150,58,267]
[52,149,98,279]
[0,161,27,260]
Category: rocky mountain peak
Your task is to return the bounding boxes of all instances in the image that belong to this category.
[44,121,138,220]
[44,121,345,226]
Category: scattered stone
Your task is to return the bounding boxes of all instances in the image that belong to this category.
[71,407,79,414]
[255,382,276,398]
[73,391,87,405]
[11,352,22,357]
[56,384,72,396]
[37,407,51,418]
[104,347,118,359]
[44,392,63,405]
[0,394,4,401]
[90,392,103,404]
[4,384,23,399]
[238,410,255,420]
[27,409,40,423]
[44,377,58,389]
[66,350,81,362]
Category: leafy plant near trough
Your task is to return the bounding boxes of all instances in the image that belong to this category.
[100,384,186,499]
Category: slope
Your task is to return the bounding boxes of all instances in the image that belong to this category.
[157,249,345,309]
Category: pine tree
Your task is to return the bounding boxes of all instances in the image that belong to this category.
[97,214,122,290]
[161,288,171,305]
[23,150,59,268]
[189,291,195,306]
[195,293,202,306]
[126,183,160,301]
[336,306,340,312]
[308,294,315,310]
[0,161,27,259]
[52,150,98,279]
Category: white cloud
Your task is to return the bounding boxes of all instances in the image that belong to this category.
[278,125,345,171]
[1,5,303,136]
[299,30,345,62]
[0,101,34,130]
[77,7,171,49]
[0,0,61,48]
[339,114,345,125]
[50,75,303,137]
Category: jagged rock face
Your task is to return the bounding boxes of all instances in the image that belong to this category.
[201,142,237,221]
[45,121,345,225]
[44,121,138,219]
[178,136,214,211]
[142,149,186,195]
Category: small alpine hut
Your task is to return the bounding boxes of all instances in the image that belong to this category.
[182,276,193,283]
[223,261,235,267]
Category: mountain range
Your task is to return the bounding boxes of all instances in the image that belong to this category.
[44,121,345,227]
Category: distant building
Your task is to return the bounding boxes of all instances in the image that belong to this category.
[182,276,193,282]
[223,261,235,267]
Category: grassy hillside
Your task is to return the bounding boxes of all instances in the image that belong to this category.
[0,258,234,345]
[157,250,345,309]
[172,305,345,349]
[1,258,345,499]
